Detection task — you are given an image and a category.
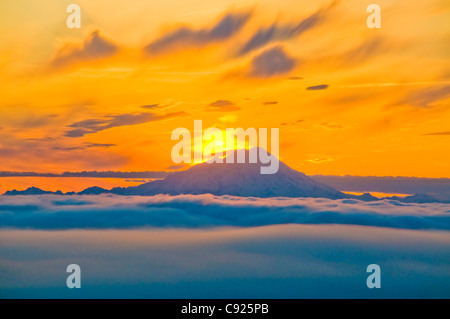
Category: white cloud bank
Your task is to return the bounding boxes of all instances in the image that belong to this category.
[0,194,449,230]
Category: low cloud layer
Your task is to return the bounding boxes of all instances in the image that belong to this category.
[0,194,449,230]
[145,12,250,55]
[1,224,449,298]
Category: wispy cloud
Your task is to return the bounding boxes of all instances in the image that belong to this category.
[320,122,343,129]
[52,142,116,151]
[338,37,385,66]
[395,85,450,108]
[141,104,160,109]
[207,100,241,112]
[238,2,336,56]
[145,12,250,55]
[65,112,187,137]
[423,131,450,136]
[51,31,118,68]
[287,76,303,80]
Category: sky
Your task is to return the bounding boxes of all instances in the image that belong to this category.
[0,0,449,178]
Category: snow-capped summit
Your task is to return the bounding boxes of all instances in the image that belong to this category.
[113,148,345,198]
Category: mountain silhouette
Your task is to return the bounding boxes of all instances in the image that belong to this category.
[3,148,448,203]
[111,148,345,199]
[4,187,63,196]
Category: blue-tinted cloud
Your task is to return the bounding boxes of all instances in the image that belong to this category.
[0,194,448,230]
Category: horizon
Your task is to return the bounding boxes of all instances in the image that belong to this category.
[1,159,450,197]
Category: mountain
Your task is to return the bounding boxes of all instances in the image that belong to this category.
[111,149,345,199]
[3,187,63,195]
[3,149,448,203]
[78,186,109,195]
[388,193,449,203]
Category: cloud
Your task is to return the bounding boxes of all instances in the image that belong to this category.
[281,119,304,126]
[306,84,328,90]
[51,31,118,68]
[209,100,234,107]
[141,104,160,109]
[320,122,343,129]
[207,100,241,112]
[263,101,278,105]
[249,46,296,78]
[0,171,171,178]
[0,113,56,129]
[307,156,336,164]
[145,12,250,55]
[1,224,449,298]
[395,85,450,108]
[0,194,448,230]
[52,199,93,206]
[52,142,116,151]
[287,76,303,80]
[338,37,385,66]
[238,2,336,56]
[0,132,128,172]
[423,131,450,136]
[65,112,187,137]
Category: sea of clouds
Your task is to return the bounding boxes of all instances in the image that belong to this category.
[0,194,449,230]
[1,224,449,298]
[1,194,449,298]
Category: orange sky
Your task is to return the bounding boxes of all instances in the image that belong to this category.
[0,0,449,177]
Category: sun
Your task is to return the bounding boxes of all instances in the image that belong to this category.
[195,129,257,164]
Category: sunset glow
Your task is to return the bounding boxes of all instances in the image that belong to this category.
[0,0,449,178]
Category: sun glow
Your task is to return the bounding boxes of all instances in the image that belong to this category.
[0,0,448,177]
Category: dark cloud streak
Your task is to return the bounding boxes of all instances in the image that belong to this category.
[65,112,187,137]
[306,84,328,90]
[207,100,241,112]
[238,2,336,56]
[145,12,250,55]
